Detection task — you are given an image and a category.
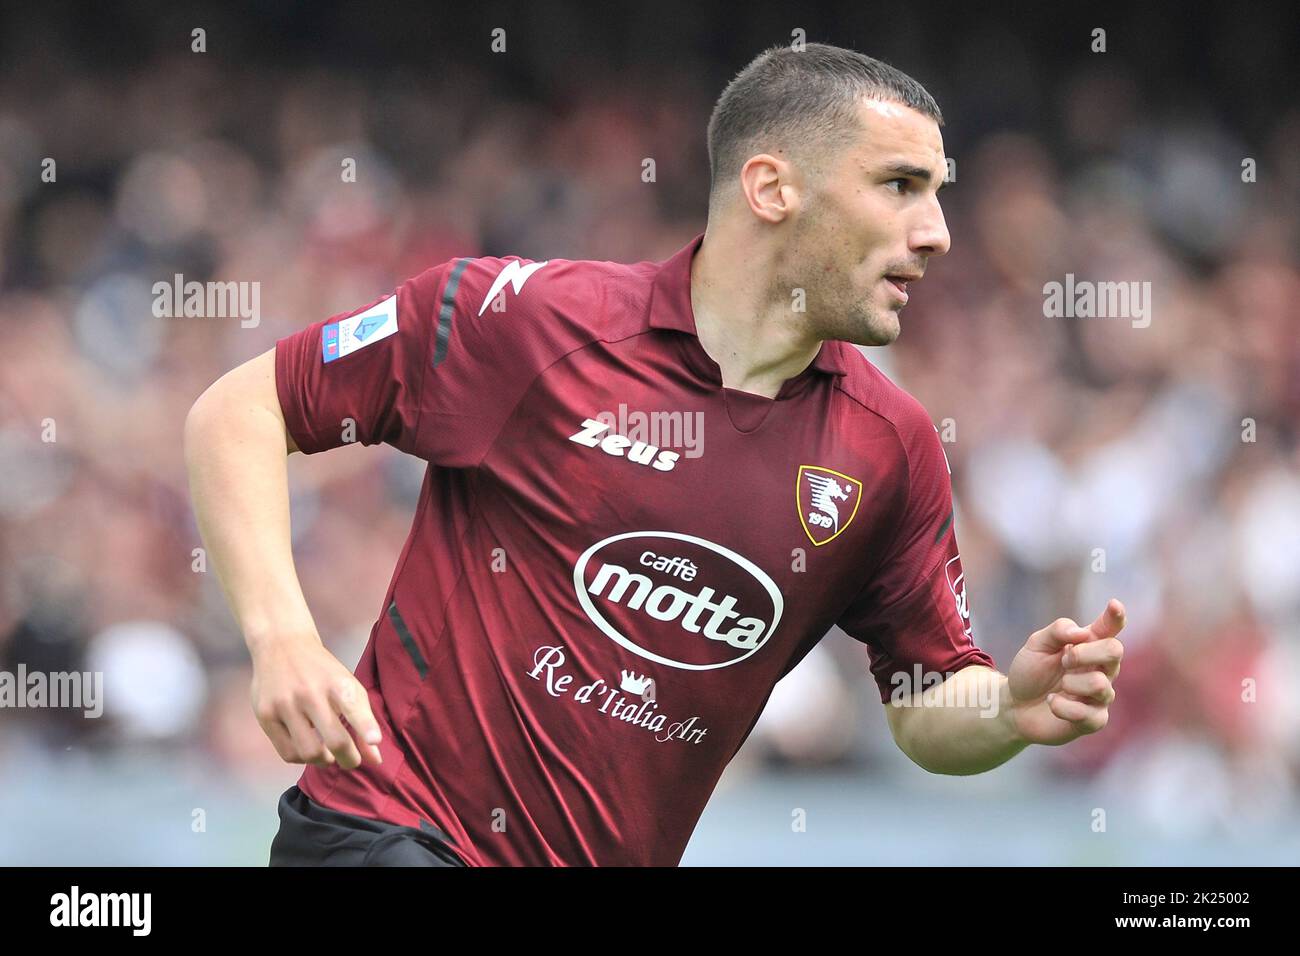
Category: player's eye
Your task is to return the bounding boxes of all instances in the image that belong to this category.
[885,178,909,193]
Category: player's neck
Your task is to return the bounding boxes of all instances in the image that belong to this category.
[689,233,822,400]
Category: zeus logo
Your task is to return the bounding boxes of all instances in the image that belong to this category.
[477,259,549,316]
[568,419,680,472]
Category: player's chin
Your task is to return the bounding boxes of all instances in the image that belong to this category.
[870,324,901,346]
[833,298,900,347]
[856,309,901,346]
[843,323,899,348]
[881,301,905,336]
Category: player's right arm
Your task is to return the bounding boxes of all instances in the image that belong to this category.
[187,255,570,769]
[183,346,383,770]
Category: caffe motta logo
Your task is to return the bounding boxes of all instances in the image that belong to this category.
[796,465,862,546]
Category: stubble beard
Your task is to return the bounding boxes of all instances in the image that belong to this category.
[779,235,900,348]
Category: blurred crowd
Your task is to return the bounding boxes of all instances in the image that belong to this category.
[1,7,1297,845]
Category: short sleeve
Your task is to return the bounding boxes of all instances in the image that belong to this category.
[275,256,567,466]
[837,418,996,703]
[275,263,449,457]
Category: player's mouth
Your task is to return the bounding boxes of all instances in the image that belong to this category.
[883,272,921,304]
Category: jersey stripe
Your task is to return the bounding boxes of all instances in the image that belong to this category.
[387,601,428,679]
[433,257,473,368]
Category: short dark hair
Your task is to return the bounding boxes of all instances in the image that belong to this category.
[706,43,944,202]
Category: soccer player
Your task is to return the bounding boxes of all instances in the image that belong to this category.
[185,43,1125,867]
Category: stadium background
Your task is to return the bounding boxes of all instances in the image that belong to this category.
[1,1,1298,864]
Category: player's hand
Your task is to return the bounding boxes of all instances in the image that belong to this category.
[249,633,383,769]
[1005,599,1125,746]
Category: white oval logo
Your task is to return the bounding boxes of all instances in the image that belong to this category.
[573,531,784,670]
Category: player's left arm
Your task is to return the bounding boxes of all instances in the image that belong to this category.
[885,599,1126,774]
[841,396,1127,774]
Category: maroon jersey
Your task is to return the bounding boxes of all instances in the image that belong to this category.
[275,233,995,866]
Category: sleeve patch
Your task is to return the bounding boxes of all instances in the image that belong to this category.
[323,294,398,363]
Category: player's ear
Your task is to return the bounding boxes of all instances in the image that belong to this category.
[738,153,795,224]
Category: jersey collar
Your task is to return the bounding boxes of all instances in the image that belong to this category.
[647,232,848,377]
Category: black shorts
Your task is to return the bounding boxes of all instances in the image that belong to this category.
[268,784,470,867]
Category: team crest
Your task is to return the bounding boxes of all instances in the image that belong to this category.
[796,465,863,546]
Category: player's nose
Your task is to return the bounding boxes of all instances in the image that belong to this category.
[910,198,951,258]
